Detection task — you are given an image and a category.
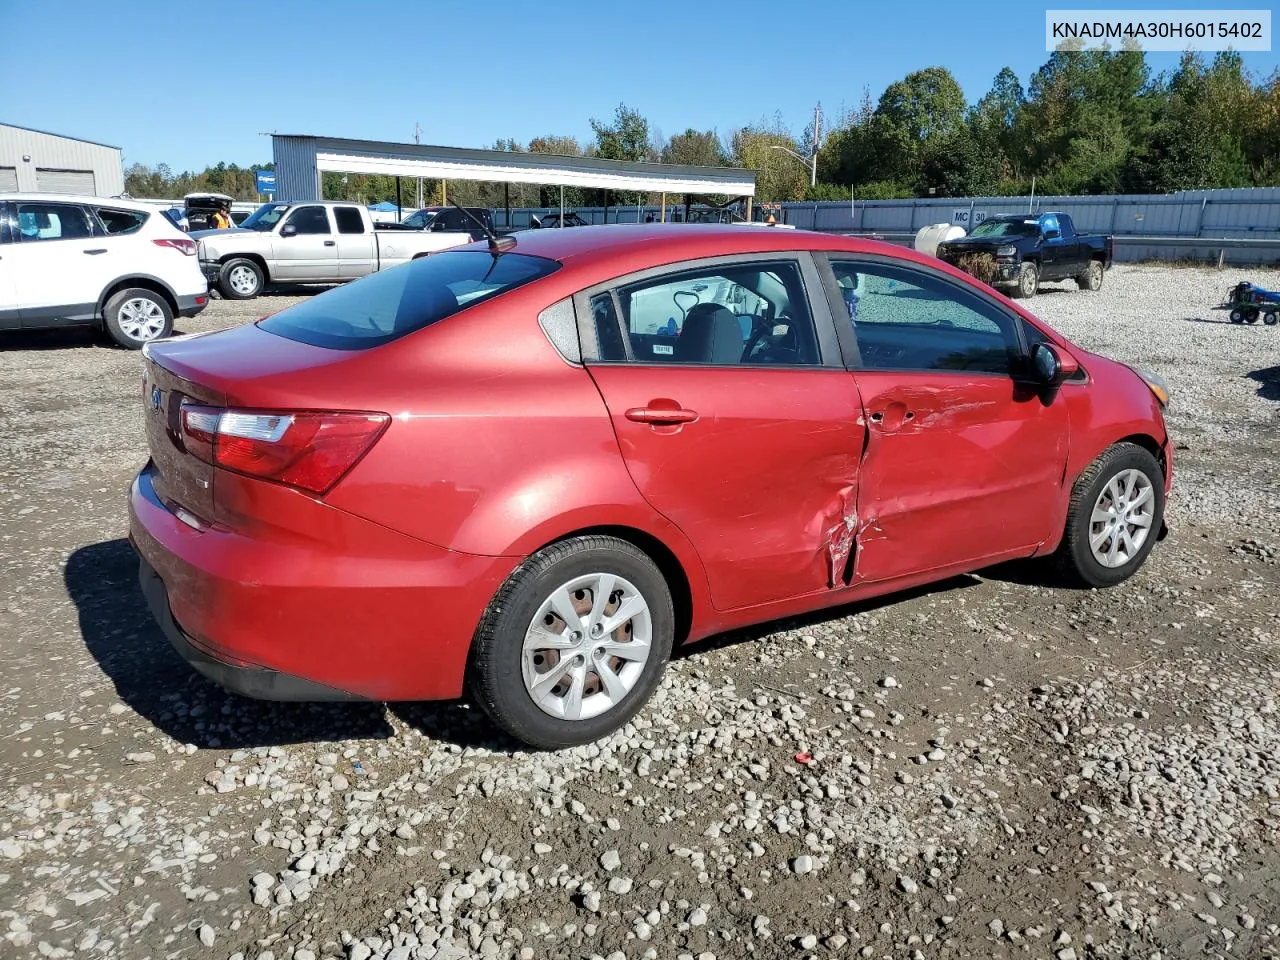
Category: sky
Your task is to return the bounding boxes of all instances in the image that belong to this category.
[2,0,1276,173]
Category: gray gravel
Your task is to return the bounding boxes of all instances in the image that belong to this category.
[1,263,1279,959]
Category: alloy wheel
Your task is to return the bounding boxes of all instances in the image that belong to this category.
[117,298,167,341]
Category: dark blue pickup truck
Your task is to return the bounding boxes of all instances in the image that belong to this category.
[936,212,1113,299]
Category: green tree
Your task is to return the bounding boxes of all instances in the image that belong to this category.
[662,129,727,167]
[731,116,807,203]
[590,103,653,162]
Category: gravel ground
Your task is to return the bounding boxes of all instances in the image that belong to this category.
[1,263,1279,960]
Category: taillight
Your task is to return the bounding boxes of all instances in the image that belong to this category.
[154,238,197,256]
[179,401,388,495]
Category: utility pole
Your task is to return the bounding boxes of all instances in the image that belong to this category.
[810,103,821,188]
[414,122,424,209]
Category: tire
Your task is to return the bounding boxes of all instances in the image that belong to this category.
[1245,307,1260,324]
[1264,311,1278,327]
[1057,442,1165,589]
[1075,259,1104,291]
[469,535,675,749]
[1229,308,1245,324]
[103,288,173,349]
[1011,262,1039,299]
[218,258,264,300]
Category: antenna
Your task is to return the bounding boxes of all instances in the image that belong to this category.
[448,199,515,254]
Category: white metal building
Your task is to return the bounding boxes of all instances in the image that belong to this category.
[271,135,757,221]
[0,123,125,196]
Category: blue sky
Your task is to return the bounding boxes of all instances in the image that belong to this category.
[2,0,1275,172]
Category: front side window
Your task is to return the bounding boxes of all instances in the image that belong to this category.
[259,251,560,350]
[287,206,331,235]
[334,206,365,234]
[16,203,93,242]
[592,260,820,366]
[830,260,1020,375]
[95,207,149,235]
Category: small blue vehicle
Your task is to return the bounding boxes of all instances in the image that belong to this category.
[1227,281,1280,326]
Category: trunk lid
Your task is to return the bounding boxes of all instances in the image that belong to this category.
[141,323,362,520]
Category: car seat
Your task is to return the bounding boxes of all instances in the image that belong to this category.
[674,303,742,364]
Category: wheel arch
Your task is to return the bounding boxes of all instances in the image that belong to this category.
[98,274,179,321]
[517,524,697,647]
[220,251,270,281]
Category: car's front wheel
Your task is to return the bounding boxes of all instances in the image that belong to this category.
[103,288,173,348]
[1057,442,1165,588]
[1011,262,1039,299]
[218,258,264,299]
[469,536,674,749]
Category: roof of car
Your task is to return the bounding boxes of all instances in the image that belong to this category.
[476,222,890,266]
[1,193,158,211]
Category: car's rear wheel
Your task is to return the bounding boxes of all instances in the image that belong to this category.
[1264,311,1278,326]
[103,288,173,349]
[469,536,674,749]
[1011,262,1039,299]
[1245,307,1260,324]
[218,258,264,300]
[1075,259,1104,291]
[1057,443,1165,588]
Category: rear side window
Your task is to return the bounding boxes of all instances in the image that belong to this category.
[95,207,149,235]
[259,251,560,350]
[334,206,365,234]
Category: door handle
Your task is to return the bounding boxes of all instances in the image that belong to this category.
[625,404,699,425]
[84,248,108,255]
[323,240,336,247]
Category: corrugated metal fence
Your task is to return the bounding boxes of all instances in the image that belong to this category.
[501,187,1280,265]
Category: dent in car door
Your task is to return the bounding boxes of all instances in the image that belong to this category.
[826,257,1069,583]
[581,254,865,612]
[271,205,339,281]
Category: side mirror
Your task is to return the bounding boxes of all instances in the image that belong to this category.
[1032,342,1078,386]
[1043,229,1060,241]
[280,223,297,238]
[529,215,541,229]
[431,222,446,232]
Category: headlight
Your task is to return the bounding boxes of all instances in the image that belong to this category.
[1134,367,1170,408]
[996,244,1016,257]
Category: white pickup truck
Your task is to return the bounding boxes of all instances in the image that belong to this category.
[193,200,476,300]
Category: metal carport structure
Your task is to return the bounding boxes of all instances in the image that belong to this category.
[270,134,756,224]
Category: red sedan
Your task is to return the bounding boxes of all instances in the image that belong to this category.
[129,224,1173,748]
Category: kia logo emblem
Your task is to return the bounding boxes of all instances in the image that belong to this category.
[151,386,162,411]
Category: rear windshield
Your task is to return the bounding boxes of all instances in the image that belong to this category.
[258,251,560,350]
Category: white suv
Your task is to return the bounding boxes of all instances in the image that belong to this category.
[0,193,209,348]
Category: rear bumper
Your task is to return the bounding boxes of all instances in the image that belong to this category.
[128,462,518,702]
[175,293,209,319]
[138,554,361,701]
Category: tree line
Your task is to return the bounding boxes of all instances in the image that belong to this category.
[124,47,1280,207]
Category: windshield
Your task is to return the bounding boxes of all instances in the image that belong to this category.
[401,210,437,229]
[239,203,290,232]
[968,219,1039,238]
[258,251,560,350]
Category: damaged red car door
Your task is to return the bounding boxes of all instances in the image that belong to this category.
[581,255,866,612]
[828,257,1069,584]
